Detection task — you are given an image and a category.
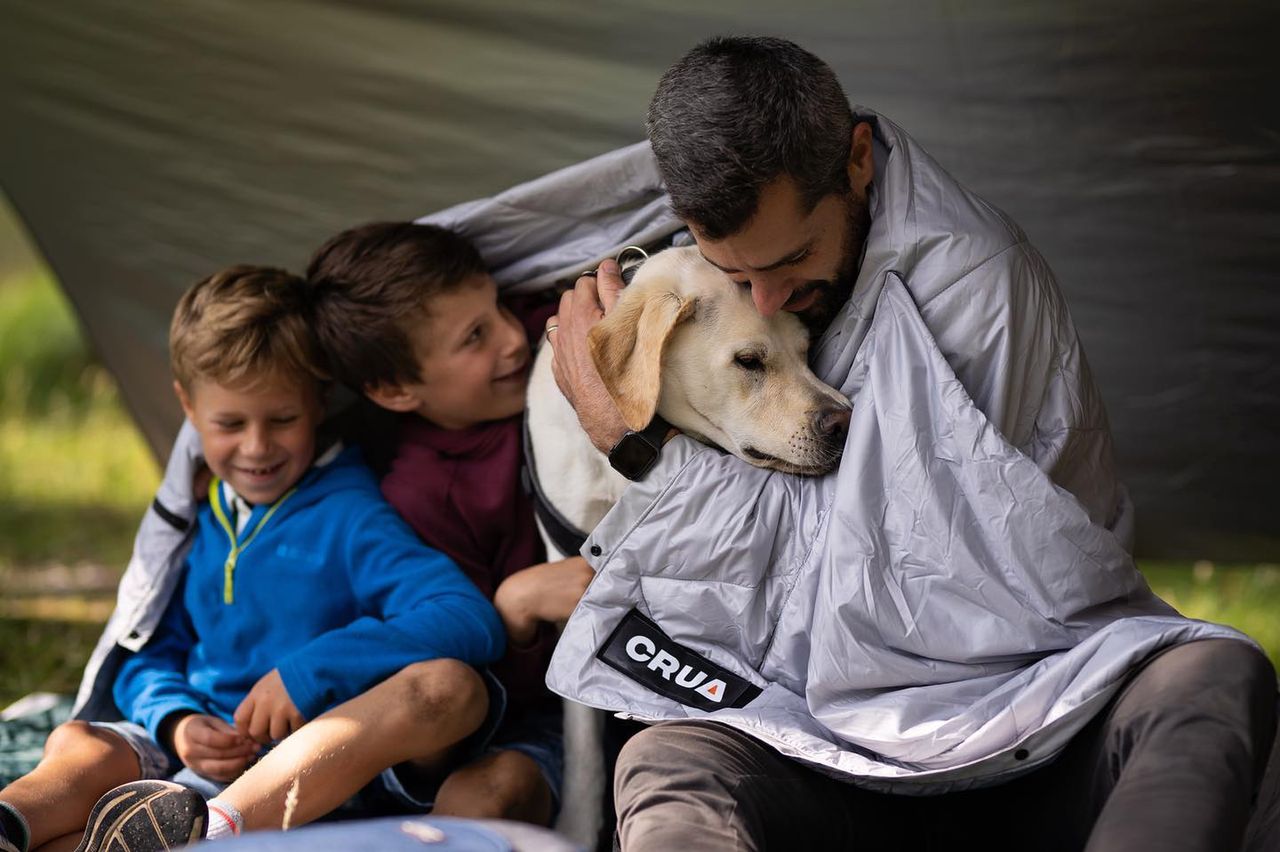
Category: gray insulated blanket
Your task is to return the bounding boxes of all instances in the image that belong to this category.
[538,109,1254,793]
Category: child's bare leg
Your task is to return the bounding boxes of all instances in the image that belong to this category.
[33,833,81,852]
[432,749,552,825]
[0,721,140,848]
[219,658,487,831]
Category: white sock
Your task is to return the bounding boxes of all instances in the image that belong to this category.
[204,799,244,840]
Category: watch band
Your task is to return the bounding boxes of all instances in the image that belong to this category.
[607,414,672,481]
[637,413,672,447]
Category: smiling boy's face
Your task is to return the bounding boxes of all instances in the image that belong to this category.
[370,274,531,430]
[177,372,324,504]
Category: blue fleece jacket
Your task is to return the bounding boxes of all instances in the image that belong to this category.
[113,445,506,744]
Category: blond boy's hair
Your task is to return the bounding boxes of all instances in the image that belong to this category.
[170,265,330,392]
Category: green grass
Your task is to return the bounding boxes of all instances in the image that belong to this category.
[0,269,1276,709]
[0,619,108,701]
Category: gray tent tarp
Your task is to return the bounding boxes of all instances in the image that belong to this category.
[1,0,1277,560]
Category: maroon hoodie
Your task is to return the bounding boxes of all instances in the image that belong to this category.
[377,295,560,720]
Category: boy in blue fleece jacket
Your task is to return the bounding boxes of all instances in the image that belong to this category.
[0,266,505,852]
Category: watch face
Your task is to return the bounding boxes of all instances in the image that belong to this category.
[609,432,660,480]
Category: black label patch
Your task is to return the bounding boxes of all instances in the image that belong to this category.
[596,608,763,712]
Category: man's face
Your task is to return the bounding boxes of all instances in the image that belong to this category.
[690,121,874,336]
[693,177,870,337]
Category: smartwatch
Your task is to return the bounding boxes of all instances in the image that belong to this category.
[607,415,672,481]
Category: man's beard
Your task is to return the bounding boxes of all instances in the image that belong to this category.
[794,192,871,337]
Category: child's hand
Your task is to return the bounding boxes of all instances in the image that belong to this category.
[494,556,595,647]
[172,714,260,781]
[234,668,307,745]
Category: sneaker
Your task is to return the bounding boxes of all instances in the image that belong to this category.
[75,781,207,851]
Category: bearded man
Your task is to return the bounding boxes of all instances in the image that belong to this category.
[546,36,1277,852]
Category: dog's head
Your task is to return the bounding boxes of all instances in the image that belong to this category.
[588,246,851,475]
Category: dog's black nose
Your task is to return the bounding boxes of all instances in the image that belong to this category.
[813,405,851,445]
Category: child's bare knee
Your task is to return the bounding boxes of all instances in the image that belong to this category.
[389,659,487,729]
[435,750,550,823]
[46,721,116,756]
[43,721,138,773]
[477,750,548,808]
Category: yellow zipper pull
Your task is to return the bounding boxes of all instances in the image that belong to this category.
[210,477,240,605]
[223,554,238,604]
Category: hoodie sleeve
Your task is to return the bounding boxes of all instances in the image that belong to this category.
[112,571,208,742]
[274,495,506,720]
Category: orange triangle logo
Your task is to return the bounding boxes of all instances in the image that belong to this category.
[694,677,729,704]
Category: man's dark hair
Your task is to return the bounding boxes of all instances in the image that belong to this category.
[647,36,855,240]
[305,221,485,391]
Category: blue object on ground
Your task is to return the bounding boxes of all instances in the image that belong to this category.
[217,815,581,851]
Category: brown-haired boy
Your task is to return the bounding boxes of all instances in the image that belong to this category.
[305,222,594,826]
[0,266,506,851]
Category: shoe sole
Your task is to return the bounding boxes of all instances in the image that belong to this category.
[75,782,206,852]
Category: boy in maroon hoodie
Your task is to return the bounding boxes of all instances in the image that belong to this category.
[305,222,591,826]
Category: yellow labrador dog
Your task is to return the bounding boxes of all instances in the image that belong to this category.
[527,244,851,560]
[528,245,851,845]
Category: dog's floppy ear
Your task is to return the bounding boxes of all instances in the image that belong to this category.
[589,288,695,431]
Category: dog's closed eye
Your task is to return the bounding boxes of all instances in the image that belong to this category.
[734,352,765,371]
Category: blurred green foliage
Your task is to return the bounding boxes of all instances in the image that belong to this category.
[1,270,159,705]
[1143,562,1280,666]
[0,272,96,416]
[0,273,159,571]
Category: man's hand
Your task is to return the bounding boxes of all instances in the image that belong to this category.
[493,557,595,647]
[233,668,306,745]
[169,713,260,782]
[547,259,630,454]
